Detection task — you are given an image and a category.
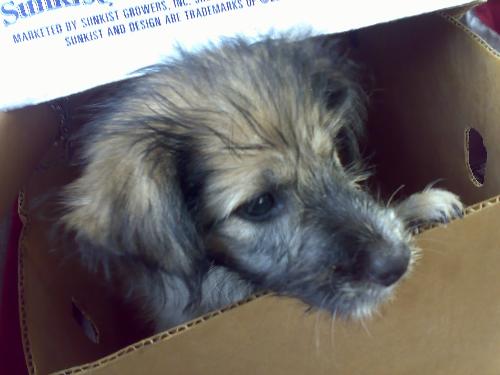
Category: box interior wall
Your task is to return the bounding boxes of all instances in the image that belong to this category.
[15,9,500,375]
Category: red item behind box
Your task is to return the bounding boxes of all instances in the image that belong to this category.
[0,203,28,375]
[475,0,500,33]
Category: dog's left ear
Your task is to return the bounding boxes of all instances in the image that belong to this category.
[61,103,207,286]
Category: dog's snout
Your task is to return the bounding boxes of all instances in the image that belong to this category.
[362,243,410,287]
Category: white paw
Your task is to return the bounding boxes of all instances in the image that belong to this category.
[395,188,464,226]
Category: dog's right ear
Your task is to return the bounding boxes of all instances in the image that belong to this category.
[305,36,368,172]
[61,103,207,284]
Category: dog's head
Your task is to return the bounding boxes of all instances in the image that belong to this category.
[64,34,414,320]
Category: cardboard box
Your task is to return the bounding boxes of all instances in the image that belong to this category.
[6,2,500,374]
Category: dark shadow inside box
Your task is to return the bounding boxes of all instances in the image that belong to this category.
[351,13,498,206]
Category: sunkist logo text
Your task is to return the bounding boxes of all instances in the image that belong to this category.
[1,0,113,27]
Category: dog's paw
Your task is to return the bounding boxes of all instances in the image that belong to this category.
[395,188,464,227]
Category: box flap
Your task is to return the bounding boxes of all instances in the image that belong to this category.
[54,197,500,375]
[0,0,482,110]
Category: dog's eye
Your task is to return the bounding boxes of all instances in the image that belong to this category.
[236,193,276,222]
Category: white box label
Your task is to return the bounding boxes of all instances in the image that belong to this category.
[0,0,477,110]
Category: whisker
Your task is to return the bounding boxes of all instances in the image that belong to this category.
[314,295,329,351]
[386,184,405,207]
[329,310,337,351]
[359,316,373,338]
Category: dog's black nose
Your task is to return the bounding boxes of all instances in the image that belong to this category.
[359,243,410,287]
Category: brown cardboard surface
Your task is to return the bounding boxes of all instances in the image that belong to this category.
[15,9,500,375]
[53,198,500,375]
[357,13,500,205]
[0,105,58,217]
[19,157,146,375]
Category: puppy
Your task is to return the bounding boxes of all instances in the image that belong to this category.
[61,34,463,332]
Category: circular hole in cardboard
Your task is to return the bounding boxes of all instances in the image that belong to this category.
[465,128,487,187]
[71,298,100,344]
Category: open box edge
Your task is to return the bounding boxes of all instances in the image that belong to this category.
[26,194,498,375]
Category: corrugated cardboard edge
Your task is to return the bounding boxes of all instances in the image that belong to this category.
[464,195,500,213]
[442,0,484,19]
[17,190,38,375]
[442,12,500,58]
[43,194,500,375]
[51,293,271,375]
